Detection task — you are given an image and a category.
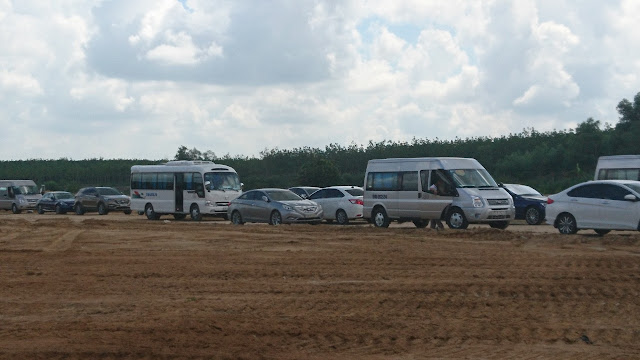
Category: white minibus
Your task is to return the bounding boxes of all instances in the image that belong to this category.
[363,157,515,229]
[594,155,640,181]
[0,180,42,214]
[130,161,242,221]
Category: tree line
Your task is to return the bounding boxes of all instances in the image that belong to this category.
[2,92,639,195]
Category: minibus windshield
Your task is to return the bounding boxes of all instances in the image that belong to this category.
[205,172,242,191]
[447,169,498,188]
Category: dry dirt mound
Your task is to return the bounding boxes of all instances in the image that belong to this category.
[1,214,639,359]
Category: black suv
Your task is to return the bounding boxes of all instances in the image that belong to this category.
[74,187,131,215]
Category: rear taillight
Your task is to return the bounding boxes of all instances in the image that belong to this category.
[349,199,364,206]
[546,198,554,204]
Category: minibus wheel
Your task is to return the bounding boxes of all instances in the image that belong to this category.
[446,208,468,229]
[190,204,202,221]
[372,207,390,228]
[145,204,160,220]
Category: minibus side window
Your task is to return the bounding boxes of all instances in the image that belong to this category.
[400,172,418,191]
[366,172,399,191]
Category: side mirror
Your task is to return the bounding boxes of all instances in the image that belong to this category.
[261,195,269,202]
[204,181,211,191]
[624,194,639,202]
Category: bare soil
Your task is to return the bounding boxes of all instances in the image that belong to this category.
[1,212,639,359]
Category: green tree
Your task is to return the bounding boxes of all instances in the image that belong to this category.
[297,158,340,187]
[616,92,640,131]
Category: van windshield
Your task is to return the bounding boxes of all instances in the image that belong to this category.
[447,169,498,188]
[205,172,242,191]
[13,185,39,195]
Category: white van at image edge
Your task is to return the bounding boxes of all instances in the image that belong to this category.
[0,180,42,214]
[594,155,640,181]
[363,157,515,229]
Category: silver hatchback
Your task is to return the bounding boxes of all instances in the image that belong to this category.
[228,188,323,225]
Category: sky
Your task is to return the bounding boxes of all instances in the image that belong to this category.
[1,0,640,161]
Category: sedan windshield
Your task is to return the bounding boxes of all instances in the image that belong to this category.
[447,169,498,188]
[266,190,303,201]
[505,184,542,196]
[97,187,122,196]
[13,185,39,195]
[55,192,74,199]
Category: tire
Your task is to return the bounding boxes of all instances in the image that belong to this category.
[231,211,244,225]
[173,213,187,220]
[556,213,577,234]
[190,204,202,221]
[525,207,542,225]
[372,207,390,228]
[413,220,429,228]
[123,210,132,215]
[97,202,109,215]
[145,204,160,220]
[336,209,349,225]
[11,203,20,214]
[74,203,85,215]
[269,211,282,226]
[594,229,611,236]
[446,208,469,229]
[37,204,45,214]
[489,221,509,230]
[55,204,64,214]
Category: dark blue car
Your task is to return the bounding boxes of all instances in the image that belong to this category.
[36,191,75,214]
[502,184,547,225]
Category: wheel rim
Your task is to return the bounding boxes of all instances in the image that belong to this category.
[558,215,575,234]
[374,211,385,227]
[232,212,241,224]
[449,212,464,228]
[146,206,154,218]
[271,212,281,225]
[191,206,200,220]
[526,208,539,224]
[12,204,18,213]
[337,211,347,224]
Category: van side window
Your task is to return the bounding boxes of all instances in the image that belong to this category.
[400,172,418,191]
[366,172,399,191]
[429,170,456,196]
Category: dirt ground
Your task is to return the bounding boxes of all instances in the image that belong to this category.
[1,212,639,359]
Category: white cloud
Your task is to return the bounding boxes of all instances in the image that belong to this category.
[0,0,639,161]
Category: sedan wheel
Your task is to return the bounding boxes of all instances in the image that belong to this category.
[525,207,542,225]
[37,204,45,214]
[74,203,85,215]
[557,213,577,234]
[594,229,611,236]
[231,211,244,225]
[98,202,109,215]
[55,204,64,214]
[270,211,282,226]
[336,209,349,225]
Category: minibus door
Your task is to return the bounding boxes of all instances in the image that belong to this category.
[174,173,184,212]
[397,171,422,218]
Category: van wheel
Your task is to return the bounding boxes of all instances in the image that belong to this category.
[37,204,45,214]
[556,213,577,234]
[190,204,202,221]
[145,204,160,220]
[336,210,349,225]
[489,221,509,229]
[446,208,468,229]
[413,220,429,228]
[11,204,20,214]
[372,208,390,228]
[74,203,85,215]
[98,202,109,215]
[525,206,542,225]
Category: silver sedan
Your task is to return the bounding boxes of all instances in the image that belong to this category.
[228,188,323,225]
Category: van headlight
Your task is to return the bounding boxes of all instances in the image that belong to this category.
[205,201,213,207]
[19,198,26,204]
[472,196,484,208]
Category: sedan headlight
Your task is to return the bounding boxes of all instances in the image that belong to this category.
[282,204,293,211]
[472,196,484,208]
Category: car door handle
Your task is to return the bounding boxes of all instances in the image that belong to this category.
[570,199,578,202]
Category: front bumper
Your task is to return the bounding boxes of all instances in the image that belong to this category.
[461,206,515,223]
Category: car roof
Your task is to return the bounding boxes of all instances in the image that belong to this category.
[322,185,363,190]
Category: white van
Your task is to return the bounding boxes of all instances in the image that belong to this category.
[363,157,515,229]
[594,155,640,181]
[0,180,42,214]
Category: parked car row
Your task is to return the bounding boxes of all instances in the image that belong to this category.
[35,187,132,216]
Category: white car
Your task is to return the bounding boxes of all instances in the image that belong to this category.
[308,186,364,225]
[545,180,640,235]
